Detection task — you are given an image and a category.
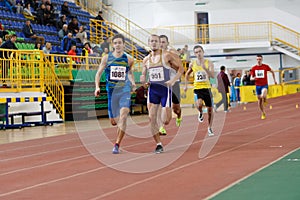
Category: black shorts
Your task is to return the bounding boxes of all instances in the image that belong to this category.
[194,88,213,107]
[172,82,180,104]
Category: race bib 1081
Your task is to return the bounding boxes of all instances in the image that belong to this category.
[149,67,164,82]
[110,66,126,81]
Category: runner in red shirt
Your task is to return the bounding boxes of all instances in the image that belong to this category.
[250,55,277,120]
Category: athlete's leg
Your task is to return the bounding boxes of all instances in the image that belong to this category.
[172,103,181,119]
[115,107,130,145]
[148,103,161,144]
[161,106,172,125]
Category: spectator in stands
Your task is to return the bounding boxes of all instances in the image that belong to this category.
[34,42,42,50]
[56,14,67,30]
[58,24,69,40]
[100,37,111,52]
[11,0,24,14]
[32,0,39,11]
[75,25,88,45]
[0,34,18,51]
[36,3,46,25]
[67,44,79,64]
[23,3,36,21]
[61,1,71,18]
[215,65,231,112]
[22,20,45,45]
[0,34,18,87]
[42,42,52,54]
[45,0,54,11]
[101,47,109,57]
[81,42,93,56]
[95,10,104,21]
[68,17,79,35]
[44,4,56,26]
[94,10,105,32]
[0,22,8,40]
[60,32,75,54]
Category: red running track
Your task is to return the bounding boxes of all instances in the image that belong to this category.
[0,93,299,200]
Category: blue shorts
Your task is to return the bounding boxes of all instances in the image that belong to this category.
[256,85,268,96]
[148,83,172,107]
[107,88,131,118]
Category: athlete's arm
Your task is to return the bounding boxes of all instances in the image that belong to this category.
[127,57,137,91]
[184,62,193,92]
[140,56,148,84]
[166,52,184,86]
[270,68,277,85]
[94,54,108,97]
[203,60,215,78]
[250,68,255,81]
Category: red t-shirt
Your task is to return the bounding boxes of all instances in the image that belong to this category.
[250,64,271,86]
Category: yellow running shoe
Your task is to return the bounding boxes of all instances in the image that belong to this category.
[261,113,266,120]
[176,117,182,127]
[159,126,167,135]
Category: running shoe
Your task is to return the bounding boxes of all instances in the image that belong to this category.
[198,112,204,123]
[112,145,119,154]
[261,113,266,120]
[155,144,164,154]
[159,126,167,135]
[208,127,214,137]
[176,117,182,127]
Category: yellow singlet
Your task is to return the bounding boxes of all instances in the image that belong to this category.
[191,59,211,89]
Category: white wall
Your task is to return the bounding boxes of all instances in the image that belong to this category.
[111,0,300,72]
[112,0,300,32]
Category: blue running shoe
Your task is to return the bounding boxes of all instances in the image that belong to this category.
[112,145,119,154]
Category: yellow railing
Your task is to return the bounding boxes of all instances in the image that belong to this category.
[0,49,65,120]
[89,19,146,61]
[76,0,150,48]
[152,21,300,52]
[43,56,65,120]
[281,66,300,84]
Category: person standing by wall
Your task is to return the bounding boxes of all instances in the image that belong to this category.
[215,66,231,112]
[233,72,241,103]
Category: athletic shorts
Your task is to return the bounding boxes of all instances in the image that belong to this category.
[107,88,131,118]
[172,81,181,104]
[148,83,172,107]
[256,85,268,96]
[194,88,213,107]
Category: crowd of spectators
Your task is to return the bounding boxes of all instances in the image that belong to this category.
[1,0,118,63]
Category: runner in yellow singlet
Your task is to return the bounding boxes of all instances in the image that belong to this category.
[184,45,215,136]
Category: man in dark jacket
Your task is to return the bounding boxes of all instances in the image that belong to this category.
[0,34,18,87]
[22,20,45,45]
[215,65,231,112]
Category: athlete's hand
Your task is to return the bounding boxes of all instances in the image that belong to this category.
[140,75,145,84]
[132,84,137,92]
[165,80,174,87]
[274,81,277,85]
[184,85,188,92]
[94,88,100,97]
